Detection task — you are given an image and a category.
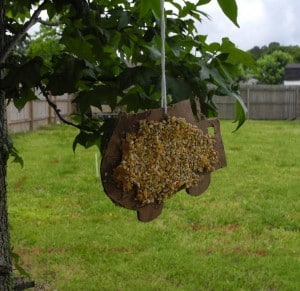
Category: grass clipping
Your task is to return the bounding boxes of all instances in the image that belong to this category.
[113,116,219,205]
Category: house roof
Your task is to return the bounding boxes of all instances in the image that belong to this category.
[284,63,300,81]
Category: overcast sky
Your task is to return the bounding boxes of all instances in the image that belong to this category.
[198,0,300,50]
[31,1,299,51]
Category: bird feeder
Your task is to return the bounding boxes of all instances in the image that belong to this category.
[100,99,226,222]
[100,0,226,222]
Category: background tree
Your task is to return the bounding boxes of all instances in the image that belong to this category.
[282,45,300,63]
[242,42,300,84]
[248,45,264,60]
[256,50,293,84]
[0,0,254,288]
[265,41,281,55]
[248,42,300,61]
[26,23,64,67]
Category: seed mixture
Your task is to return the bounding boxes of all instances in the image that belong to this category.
[113,116,219,205]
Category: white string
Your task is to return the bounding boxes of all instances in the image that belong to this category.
[160,0,167,114]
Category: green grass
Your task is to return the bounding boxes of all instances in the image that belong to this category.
[7,120,300,290]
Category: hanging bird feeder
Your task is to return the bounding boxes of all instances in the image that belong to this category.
[100,1,227,222]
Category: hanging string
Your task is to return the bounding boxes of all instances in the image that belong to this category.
[160,0,167,114]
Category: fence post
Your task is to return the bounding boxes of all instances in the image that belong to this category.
[54,95,57,123]
[67,94,72,117]
[291,86,296,120]
[246,86,250,119]
[6,102,10,131]
[296,86,300,120]
[29,100,34,130]
[48,96,52,125]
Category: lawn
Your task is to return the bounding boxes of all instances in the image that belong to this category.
[7,120,300,290]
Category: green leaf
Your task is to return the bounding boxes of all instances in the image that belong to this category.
[14,87,37,111]
[197,0,212,5]
[206,42,221,53]
[73,131,100,152]
[207,66,228,89]
[119,86,159,112]
[143,28,156,42]
[139,0,161,18]
[119,85,144,112]
[217,0,239,27]
[179,2,197,18]
[75,85,120,113]
[7,137,24,167]
[168,1,182,13]
[10,147,24,167]
[47,54,87,95]
[5,4,30,22]
[234,101,247,131]
[118,66,158,93]
[200,64,211,80]
[209,74,247,130]
[19,57,44,87]
[118,11,130,30]
[61,34,96,63]
[166,76,193,101]
[144,45,162,60]
[0,57,44,90]
[231,92,247,131]
[220,38,256,69]
[10,247,30,278]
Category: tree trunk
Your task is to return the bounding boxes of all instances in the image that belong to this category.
[0,0,12,290]
[0,89,11,291]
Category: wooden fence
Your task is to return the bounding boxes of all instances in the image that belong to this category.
[214,85,300,120]
[6,94,74,133]
[6,85,300,133]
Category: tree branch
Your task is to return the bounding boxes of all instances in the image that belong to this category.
[0,0,48,64]
[38,83,97,133]
[37,18,63,27]
[39,84,79,128]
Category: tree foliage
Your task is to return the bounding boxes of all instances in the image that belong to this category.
[1,0,255,146]
[248,42,300,62]
[256,50,293,84]
[26,23,64,67]
[242,42,299,84]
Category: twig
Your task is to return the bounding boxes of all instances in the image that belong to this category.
[39,84,79,128]
[37,19,63,27]
[38,83,97,133]
[0,0,48,64]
